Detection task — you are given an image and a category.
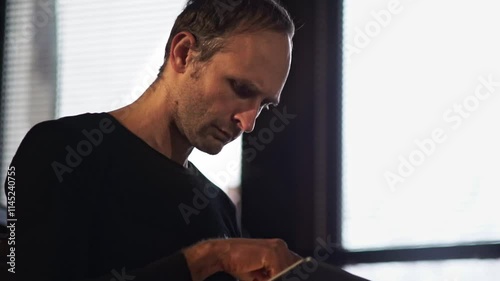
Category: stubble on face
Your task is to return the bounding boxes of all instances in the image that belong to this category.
[170,30,292,156]
[171,62,226,155]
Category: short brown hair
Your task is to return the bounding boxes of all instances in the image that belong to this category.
[159,0,295,73]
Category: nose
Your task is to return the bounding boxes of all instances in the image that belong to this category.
[233,107,260,133]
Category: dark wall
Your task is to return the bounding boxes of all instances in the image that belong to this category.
[241,0,343,257]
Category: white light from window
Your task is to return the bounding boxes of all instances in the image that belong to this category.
[343,0,500,250]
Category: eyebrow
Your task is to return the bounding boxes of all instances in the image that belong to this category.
[233,78,280,106]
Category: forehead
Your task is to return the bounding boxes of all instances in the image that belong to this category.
[209,30,292,99]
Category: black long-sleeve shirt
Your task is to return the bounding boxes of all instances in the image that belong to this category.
[4,112,241,281]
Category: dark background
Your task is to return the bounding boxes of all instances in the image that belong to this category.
[242,0,342,257]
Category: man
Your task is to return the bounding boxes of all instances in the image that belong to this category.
[4,0,299,280]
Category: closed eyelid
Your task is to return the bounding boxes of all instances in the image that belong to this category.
[230,78,279,102]
[229,79,255,97]
[232,80,259,94]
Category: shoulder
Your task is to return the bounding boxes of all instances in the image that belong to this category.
[21,113,115,146]
[29,112,114,135]
[13,112,117,168]
[11,113,115,184]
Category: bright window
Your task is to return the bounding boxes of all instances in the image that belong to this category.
[343,0,500,250]
[342,0,500,279]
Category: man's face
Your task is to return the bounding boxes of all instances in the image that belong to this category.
[173,30,292,155]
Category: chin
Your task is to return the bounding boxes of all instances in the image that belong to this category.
[195,140,225,155]
[198,145,223,155]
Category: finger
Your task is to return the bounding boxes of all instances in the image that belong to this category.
[251,268,271,281]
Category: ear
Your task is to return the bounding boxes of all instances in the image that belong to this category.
[168,32,198,74]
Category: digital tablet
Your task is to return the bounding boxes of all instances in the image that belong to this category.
[269,257,370,281]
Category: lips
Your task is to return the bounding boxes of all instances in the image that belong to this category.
[215,127,232,142]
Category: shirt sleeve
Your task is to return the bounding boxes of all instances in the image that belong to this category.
[4,121,193,281]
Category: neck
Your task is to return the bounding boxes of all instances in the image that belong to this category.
[108,79,193,168]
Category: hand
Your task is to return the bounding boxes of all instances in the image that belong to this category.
[183,238,302,281]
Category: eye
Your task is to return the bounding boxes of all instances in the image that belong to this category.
[229,79,253,98]
[228,78,277,111]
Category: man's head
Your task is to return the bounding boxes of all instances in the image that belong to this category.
[159,0,295,155]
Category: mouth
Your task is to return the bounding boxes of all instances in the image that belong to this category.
[214,127,232,143]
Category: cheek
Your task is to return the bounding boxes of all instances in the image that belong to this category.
[209,102,235,124]
[201,92,233,116]
[191,76,237,122]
